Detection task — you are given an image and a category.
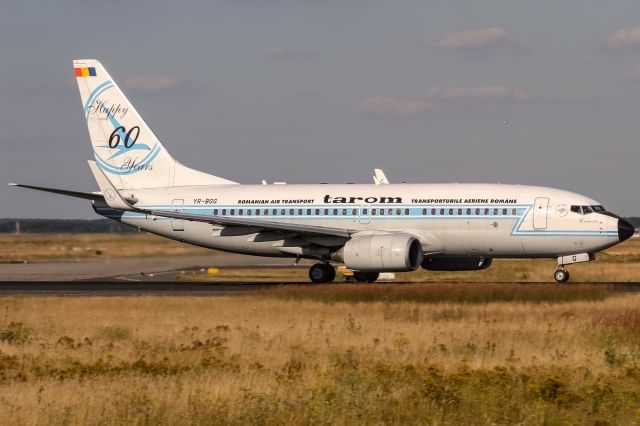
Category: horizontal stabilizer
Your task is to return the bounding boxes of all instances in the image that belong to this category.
[8,183,103,201]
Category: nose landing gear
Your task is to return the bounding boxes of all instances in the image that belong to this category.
[554,268,570,283]
[553,253,594,283]
[309,263,336,283]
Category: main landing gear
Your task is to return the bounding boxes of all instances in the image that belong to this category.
[309,263,336,283]
[353,272,380,283]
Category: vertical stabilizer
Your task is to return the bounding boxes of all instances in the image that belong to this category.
[74,59,237,189]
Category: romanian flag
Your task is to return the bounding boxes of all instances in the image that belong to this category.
[74,67,97,77]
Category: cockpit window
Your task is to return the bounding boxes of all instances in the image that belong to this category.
[570,205,605,215]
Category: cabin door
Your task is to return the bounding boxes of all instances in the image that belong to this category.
[171,199,184,231]
[533,197,549,230]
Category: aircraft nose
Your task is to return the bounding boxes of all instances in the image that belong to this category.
[618,218,635,242]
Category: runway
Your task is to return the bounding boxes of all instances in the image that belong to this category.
[0,279,639,296]
[0,253,311,281]
[0,281,284,295]
[2,254,640,296]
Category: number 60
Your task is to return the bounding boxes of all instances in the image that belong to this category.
[108,126,140,148]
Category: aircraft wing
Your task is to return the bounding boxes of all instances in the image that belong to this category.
[8,183,104,201]
[145,209,351,238]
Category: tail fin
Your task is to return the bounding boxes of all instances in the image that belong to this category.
[74,59,237,190]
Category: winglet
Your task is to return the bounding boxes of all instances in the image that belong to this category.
[373,169,389,185]
[88,161,134,210]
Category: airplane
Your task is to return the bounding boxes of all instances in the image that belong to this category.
[10,59,635,283]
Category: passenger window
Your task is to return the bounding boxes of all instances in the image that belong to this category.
[493,208,498,215]
[213,209,218,215]
[333,209,338,215]
[422,208,427,215]
[388,209,393,215]
[512,208,516,215]
[502,208,507,216]
[342,209,347,215]
[379,209,384,216]
[440,209,445,215]
[230,209,235,216]
[222,209,227,215]
[298,209,303,215]
[458,208,462,215]
[372,209,377,216]
[352,209,357,215]
[466,208,471,215]
[281,209,286,215]
[315,209,319,215]
[324,209,328,215]
[307,209,311,215]
[272,209,277,215]
[238,209,243,216]
[254,210,259,216]
[247,209,251,216]
[362,209,368,215]
[431,208,436,215]
[449,208,453,215]
[397,209,401,215]
[484,208,489,215]
[475,208,480,215]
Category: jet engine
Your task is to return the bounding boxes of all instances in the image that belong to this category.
[421,257,492,271]
[331,234,423,272]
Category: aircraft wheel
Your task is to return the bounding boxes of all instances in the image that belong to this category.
[554,269,570,283]
[309,263,335,283]
[353,272,380,283]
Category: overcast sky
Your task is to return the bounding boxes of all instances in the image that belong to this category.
[2,0,640,218]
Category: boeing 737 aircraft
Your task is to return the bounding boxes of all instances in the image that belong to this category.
[10,60,635,283]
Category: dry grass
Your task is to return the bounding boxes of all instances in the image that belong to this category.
[0,233,211,262]
[0,294,640,424]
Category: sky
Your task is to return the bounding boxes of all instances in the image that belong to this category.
[1,0,640,218]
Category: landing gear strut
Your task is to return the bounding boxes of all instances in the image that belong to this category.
[309,263,336,283]
[554,268,570,283]
[353,271,380,283]
[553,254,595,283]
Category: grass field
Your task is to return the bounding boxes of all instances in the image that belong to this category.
[0,290,640,425]
[2,234,640,423]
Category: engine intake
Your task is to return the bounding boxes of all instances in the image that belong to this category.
[421,257,492,271]
[332,234,423,272]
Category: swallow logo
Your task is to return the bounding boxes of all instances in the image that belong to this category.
[87,83,161,176]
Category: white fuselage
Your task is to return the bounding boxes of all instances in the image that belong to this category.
[93,183,620,259]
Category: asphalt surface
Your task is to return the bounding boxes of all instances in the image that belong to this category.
[0,254,310,281]
[2,255,640,296]
[0,281,283,295]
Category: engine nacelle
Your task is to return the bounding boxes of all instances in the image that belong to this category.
[332,234,423,272]
[421,257,493,271]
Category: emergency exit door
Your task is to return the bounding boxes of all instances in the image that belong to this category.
[533,197,549,230]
